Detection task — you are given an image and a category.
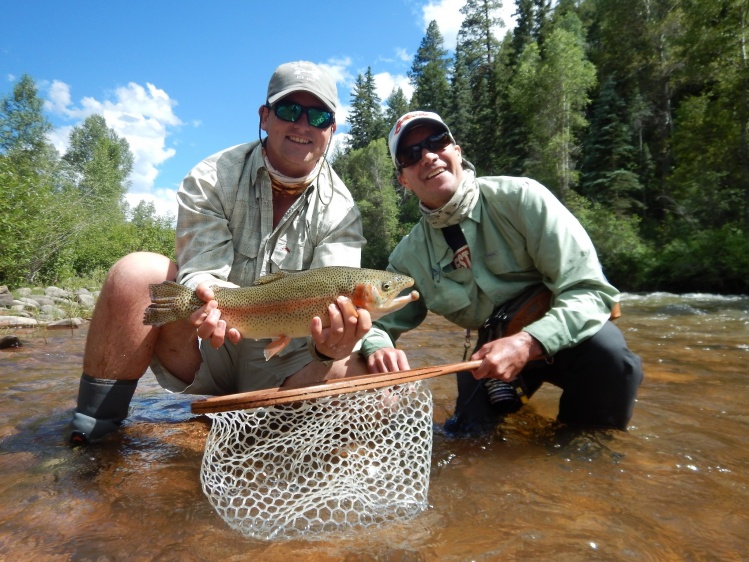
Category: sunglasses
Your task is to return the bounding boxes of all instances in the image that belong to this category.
[269,102,335,129]
[396,131,454,169]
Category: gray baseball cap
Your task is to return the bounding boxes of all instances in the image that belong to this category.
[266,61,338,113]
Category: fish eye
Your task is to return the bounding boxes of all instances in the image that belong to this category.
[382,281,391,291]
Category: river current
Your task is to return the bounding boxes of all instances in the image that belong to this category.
[0,292,747,561]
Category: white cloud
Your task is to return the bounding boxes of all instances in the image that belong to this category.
[330,132,351,156]
[47,124,74,156]
[319,57,355,123]
[373,71,413,104]
[422,0,516,50]
[44,80,183,218]
[395,48,412,63]
[125,187,178,220]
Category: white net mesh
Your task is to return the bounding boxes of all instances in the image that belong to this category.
[200,381,433,540]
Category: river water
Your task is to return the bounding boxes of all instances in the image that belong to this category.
[1,292,747,561]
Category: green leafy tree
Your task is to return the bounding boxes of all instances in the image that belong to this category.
[650,225,749,293]
[565,190,653,290]
[129,200,176,257]
[667,95,739,229]
[333,139,400,268]
[509,13,597,198]
[409,20,451,115]
[0,74,53,162]
[62,114,133,211]
[676,0,749,228]
[347,68,386,151]
[70,200,175,277]
[52,115,138,280]
[0,75,76,284]
[0,156,46,285]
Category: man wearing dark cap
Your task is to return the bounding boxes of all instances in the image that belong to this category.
[66,61,369,445]
[360,110,644,434]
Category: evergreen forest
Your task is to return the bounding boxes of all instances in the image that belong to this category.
[2,0,748,294]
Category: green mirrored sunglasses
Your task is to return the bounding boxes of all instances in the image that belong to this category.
[270,102,335,129]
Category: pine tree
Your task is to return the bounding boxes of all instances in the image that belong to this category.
[384,87,410,131]
[458,0,505,70]
[455,0,506,173]
[496,33,530,175]
[347,68,385,151]
[409,20,451,115]
[511,0,535,65]
[580,76,643,214]
[447,47,477,162]
[532,0,552,47]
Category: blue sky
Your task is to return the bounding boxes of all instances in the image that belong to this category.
[2,0,515,218]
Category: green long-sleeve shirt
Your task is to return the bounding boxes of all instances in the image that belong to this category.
[360,176,619,358]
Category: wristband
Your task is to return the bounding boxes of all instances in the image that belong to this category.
[306,336,335,366]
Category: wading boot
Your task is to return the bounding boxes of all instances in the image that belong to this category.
[65,374,137,446]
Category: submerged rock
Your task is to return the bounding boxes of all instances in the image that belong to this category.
[0,335,22,349]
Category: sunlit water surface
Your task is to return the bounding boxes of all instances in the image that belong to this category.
[1,292,748,561]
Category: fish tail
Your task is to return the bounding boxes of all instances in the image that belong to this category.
[143,281,200,326]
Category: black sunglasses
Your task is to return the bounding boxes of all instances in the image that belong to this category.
[269,101,335,129]
[396,130,454,169]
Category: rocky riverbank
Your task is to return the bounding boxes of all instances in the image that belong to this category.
[0,285,98,332]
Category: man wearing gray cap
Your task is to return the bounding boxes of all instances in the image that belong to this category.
[66,61,369,445]
[360,110,644,434]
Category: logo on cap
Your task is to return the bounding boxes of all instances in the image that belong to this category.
[394,111,433,135]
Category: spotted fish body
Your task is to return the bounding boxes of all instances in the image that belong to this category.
[143,266,419,360]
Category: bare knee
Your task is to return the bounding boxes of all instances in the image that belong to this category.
[108,252,176,285]
[84,253,178,379]
[102,253,175,297]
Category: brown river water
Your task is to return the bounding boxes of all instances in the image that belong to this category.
[1,292,748,561]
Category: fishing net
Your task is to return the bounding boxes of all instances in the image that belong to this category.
[200,381,433,540]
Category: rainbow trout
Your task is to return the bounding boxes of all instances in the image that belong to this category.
[143,266,419,360]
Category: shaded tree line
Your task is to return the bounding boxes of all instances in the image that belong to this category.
[0,75,174,287]
[335,0,749,294]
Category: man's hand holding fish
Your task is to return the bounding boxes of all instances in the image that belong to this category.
[192,283,242,349]
[309,295,372,362]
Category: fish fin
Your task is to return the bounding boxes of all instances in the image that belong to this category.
[142,281,194,326]
[263,336,291,361]
[254,271,289,286]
